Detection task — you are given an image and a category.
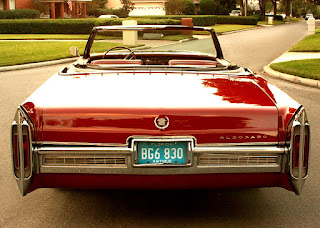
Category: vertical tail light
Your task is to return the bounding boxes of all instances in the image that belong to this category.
[11,116,33,179]
[11,107,34,196]
[293,135,309,169]
[23,135,30,169]
[287,106,310,195]
[289,107,310,195]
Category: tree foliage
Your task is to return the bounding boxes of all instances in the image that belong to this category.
[120,0,135,17]
[200,0,236,15]
[166,0,187,15]
[87,0,108,16]
[183,0,196,15]
[199,0,218,15]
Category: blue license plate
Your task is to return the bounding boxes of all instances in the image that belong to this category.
[137,141,187,165]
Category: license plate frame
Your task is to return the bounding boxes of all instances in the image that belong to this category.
[132,138,194,167]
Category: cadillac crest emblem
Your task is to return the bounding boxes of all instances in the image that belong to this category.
[154,116,170,130]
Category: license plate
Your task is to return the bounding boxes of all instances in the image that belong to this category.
[137,141,187,165]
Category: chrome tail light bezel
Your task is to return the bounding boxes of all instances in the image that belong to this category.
[11,106,34,196]
[288,106,310,195]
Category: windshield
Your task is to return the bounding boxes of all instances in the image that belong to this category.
[88,27,218,58]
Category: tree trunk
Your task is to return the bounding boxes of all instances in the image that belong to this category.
[259,0,266,21]
[285,0,291,21]
[240,0,244,17]
[273,0,277,16]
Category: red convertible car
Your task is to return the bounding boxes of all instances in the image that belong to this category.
[11,25,310,196]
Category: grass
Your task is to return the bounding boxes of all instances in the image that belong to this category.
[0,34,92,40]
[258,17,301,26]
[0,25,257,41]
[270,59,320,80]
[193,24,257,35]
[0,41,121,67]
[0,34,192,41]
[159,34,192,40]
[290,27,320,52]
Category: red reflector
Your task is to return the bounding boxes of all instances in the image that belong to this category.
[13,135,19,169]
[304,135,309,168]
[293,135,309,168]
[23,135,30,169]
[293,135,300,168]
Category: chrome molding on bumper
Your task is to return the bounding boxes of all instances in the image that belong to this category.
[35,140,287,175]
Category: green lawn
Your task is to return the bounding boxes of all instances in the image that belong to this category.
[0,41,121,67]
[0,34,91,40]
[258,17,301,26]
[290,27,320,52]
[0,25,257,41]
[270,59,320,80]
[0,34,191,41]
[193,24,257,35]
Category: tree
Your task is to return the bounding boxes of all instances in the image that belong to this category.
[216,0,237,15]
[166,0,188,15]
[271,0,278,15]
[259,0,267,20]
[183,0,196,15]
[199,0,218,15]
[284,0,291,21]
[87,0,108,16]
[120,0,134,17]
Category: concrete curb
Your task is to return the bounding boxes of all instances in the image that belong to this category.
[0,57,78,72]
[263,64,320,89]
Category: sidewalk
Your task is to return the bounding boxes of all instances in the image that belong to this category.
[263,52,320,89]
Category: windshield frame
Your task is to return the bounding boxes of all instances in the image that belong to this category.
[82,25,223,59]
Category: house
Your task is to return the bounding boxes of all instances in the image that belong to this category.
[0,0,91,19]
[107,0,200,16]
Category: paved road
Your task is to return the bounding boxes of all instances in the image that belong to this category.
[1,21,319,227]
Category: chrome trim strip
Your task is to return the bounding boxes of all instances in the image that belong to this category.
[36,140,282,148]
[39,163,281,175]
[196,142,282,147]
[194,146,287,154]
[34,141,127,147]
[37,147,132,155]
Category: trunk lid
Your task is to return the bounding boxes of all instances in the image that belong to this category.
[25,72,279,144]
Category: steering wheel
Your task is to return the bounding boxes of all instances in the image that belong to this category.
[103,46,136,60]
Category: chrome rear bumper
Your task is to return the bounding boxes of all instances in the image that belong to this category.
[35,143,287,175]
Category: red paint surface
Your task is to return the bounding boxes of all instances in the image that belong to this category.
[29,173,294,193]
[22,73,297,144]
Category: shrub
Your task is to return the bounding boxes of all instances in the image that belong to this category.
[130,15,218,26]
[130,15,257,26]
[0,9,40,19]
[199,0,217,15]
[273,15,284,21]
[215,15,258,25]
[165,0,188,15]
[183,0,196,15]
[90,8,128,18]
[0,18,180,34]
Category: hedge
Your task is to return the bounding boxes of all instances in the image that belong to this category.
[215,16,258,25]
[265,15,284,21]
[130,15,218,26]
[130,15,258,26]
[0,9,40,19]
[0,18,180,34]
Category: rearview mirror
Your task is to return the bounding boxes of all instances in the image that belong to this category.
[69,46,79,57]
